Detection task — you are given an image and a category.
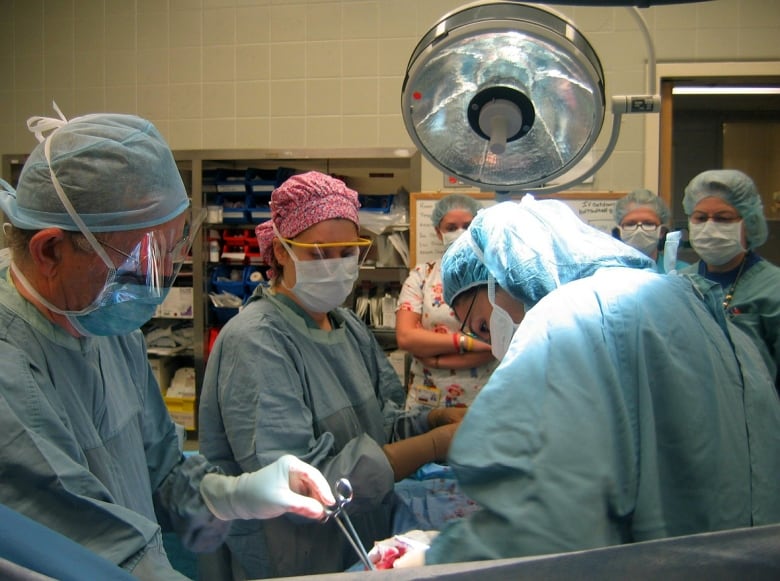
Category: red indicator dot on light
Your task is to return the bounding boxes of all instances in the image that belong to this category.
[413,91,422,100]
[448,176,458,184]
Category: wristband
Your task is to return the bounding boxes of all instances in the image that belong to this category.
[465,334,474,352]
[458,333,467,354]
[452,332,461,353]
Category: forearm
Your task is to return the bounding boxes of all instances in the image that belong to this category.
[422,350,496,370]
[396,326,459,358]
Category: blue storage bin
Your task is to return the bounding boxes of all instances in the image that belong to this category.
[211,266,245,297]
[243,266,268,297]
[358,194,395,213]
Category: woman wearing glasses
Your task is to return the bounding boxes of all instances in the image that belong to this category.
[680,169,780,392]
[198,171,464,579]
[396,194,497,412]
[613,188,688,273]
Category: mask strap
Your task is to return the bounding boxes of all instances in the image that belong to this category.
[30,103,114,270]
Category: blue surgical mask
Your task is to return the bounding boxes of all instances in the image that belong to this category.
[11,263,166,336]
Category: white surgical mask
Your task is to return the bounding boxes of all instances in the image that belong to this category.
[620,227,660,258]
[488,278,519,360]
[441,228,465,249]
[688,220,745,266]
[279,240,359,313]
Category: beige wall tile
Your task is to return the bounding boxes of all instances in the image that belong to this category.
[378,114,412,148]
[343,39,377,77]
[138,49,170,84]
[44,52,75,89]
[306,116,342,148]
[203,118,236,148]
[237,44,270,81]
[204,45,235,82]
[269,4,306,42]
[236,117,270,149]
[378,0,417,38]
[15,56,44,92]
[170,47,203,84]
[378,77,401,116]
[139,84,170,119]
[739,27,780,59]
[236,6,270,45]
[105,85,137,113]
[270,43,305,79]
[171,10,203,48]
[138,11,169,50]
[270,79,305,116]
[75,16,105,53]
[204,82,236,117]
[106,51,138,86]
[204,8,236,46]
[168,119,203,150]
[307,41,341,78]
[269,116,307,149]
[105,13,136,51]
[342,115,377,147]
[236,80,269,117]
[306,4,342,41]
[74,87,106,116]
[306,79,341,116]
[343,1,378,40]
[14,15,44,56]
[170,84,202,119]
[342,78,377,115]
[378,38,414,77]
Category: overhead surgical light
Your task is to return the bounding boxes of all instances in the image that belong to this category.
[401,1,662,194]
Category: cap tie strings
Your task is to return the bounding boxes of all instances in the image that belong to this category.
[27,101,68,143]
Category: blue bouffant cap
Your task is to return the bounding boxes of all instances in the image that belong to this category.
[0,109,188,232]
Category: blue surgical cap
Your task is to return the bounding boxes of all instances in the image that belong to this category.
[682,169,768,249]
[0,112,188,232]
[431,194,483,228]
[614,188,670,225]
[441,196,654,307]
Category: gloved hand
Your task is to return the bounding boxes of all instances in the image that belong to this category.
[200,455,336,521]
[427,407,466,428]
[383,423,459,481]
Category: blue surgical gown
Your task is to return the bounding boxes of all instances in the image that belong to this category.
[425,267,780,564]
[199,288,428,578]
[0,269,231,580]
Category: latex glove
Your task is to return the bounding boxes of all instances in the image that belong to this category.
[201,455,336,521]
[393,548,427,568]
[428,406,466,428]
[368,530,437,569]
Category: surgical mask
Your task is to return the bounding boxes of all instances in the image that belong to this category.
[278,237,360,313]
[688,220,745,266]
[441,228,465,249]
[488,277,519,360]
[619,227,660,257]
[10,262,167,336]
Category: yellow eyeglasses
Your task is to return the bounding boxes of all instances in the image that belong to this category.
[278,236,373,264]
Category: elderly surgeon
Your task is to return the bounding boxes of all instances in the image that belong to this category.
[0,110,335,580]
[394,196,780,567]
[681,169,780,391]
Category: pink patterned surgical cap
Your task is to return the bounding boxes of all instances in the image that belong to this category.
[255,171,361,266]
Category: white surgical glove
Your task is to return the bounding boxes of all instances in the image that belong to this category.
[200,455,335,521]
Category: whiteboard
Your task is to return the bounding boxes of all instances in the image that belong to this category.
[410,191,625,266]
[410,192,496,266]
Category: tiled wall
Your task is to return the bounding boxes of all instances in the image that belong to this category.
[1,0,778,191]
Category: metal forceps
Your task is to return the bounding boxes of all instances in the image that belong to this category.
[322,478,375,570]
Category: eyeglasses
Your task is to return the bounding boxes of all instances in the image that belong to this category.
[620,222,659,233]
[689,211,741,224]
[278,235,373,264]
[458,291,478,336]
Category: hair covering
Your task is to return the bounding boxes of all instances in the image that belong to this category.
[682,169,768,249]
[0,111,188,232]
[255,171,360,266]
[614,188,670,225]
[431,193,483,228]
[441,196,655,307]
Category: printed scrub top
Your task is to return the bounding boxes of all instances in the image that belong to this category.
[397,260,498,411]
